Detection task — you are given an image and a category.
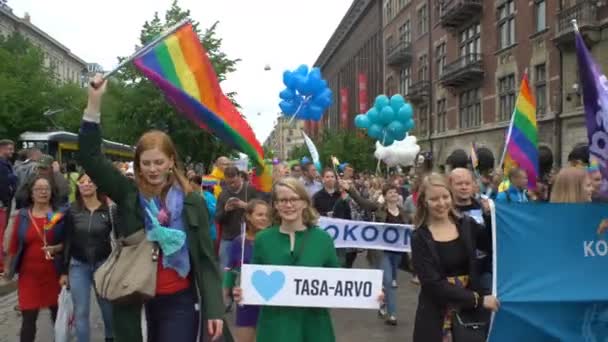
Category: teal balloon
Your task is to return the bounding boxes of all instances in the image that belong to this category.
[405,118,415,131]
[367,108,380,124]
[396,103,414,123]
[390,94,406,113]
[387,121,405,137]
[382,133,395,146]
[374,95,390,111]
[354,114,371,129]
[379,106,395,125]
[368,124,383,139]
[393,129,407,141]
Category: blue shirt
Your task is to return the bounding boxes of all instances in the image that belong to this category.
[496,185,529,203]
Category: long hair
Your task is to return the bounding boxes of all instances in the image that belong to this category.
[245,199,271,234]
[550,167,591,203]
[414,173,460,227]
[134,130,192,196]
[74,173,107,208]
[271,177,319,227]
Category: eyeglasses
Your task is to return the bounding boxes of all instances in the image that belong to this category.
[276,197,303,206]
[33,187,50,193]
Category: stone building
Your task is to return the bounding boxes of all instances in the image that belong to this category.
[264,116,306,161]
[0,4,87,85]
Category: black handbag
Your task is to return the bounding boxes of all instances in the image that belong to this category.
[451,309,489,342]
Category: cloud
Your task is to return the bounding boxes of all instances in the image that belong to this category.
[10,0,352,143]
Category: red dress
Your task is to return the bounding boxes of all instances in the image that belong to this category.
[9,215,60,310]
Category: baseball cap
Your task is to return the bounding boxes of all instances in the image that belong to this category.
[37,155,54,169]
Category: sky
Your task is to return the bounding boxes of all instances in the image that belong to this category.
[9,0,353,143]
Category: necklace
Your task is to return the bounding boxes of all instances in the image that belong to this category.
[28,210,53,260]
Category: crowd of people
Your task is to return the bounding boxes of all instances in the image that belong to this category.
[0,75,602,342]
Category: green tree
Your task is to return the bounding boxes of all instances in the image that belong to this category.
[103,0,241,166]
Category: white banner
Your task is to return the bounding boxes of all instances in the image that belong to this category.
[318,216,412,252]
[240,264,382,309]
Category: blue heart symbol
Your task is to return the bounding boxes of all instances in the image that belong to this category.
[251,270,285,301]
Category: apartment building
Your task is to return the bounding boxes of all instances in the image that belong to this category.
[264,117,306,161]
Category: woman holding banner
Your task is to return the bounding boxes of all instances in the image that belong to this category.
[234,177,340,342]
[411,173,499,342]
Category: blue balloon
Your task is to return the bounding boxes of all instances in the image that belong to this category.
[279,100,297,115]
[390,94,406,113]
[387,120,405,137]
[374,95,390,111]
[295,64,309,76]
[306,68,323,93]
[354,114,371,129]
[294,74,307,92]
[367,108,380,124]
[279,89,296,101]
[395,103,414,123]
[283,71,296,90]
[308,105,323,120]
[368,124,383,139]
[312,91,332,108]
[405,118,415,131]
[379,106,395,125]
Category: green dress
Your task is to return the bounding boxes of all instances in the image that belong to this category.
[252,225,339,342]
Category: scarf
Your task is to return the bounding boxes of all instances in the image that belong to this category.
[139,186,190,277]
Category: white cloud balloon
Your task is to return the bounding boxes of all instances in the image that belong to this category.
[374,135,421,167]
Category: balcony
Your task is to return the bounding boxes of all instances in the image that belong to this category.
[554,0,600,48]
[406,81,431,104]
[386,40,413,68]
[439,0,482,31]
[439,54,483,89]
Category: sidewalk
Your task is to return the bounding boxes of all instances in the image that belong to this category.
[0,277,16,297]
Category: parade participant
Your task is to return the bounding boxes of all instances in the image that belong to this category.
[273,162,290,181]
[209,156,231,198]
[549,167,593,203]
[290,163,303,179]
[6,175,64,342]
[224,199,271,342]
[0,139,16,274]
[216,166,262,270]
[190,175,218,242]
[301,162,322,197]
[15,155,70,209]
[495,168,529,203]
[312,168,345,217]
[233,177,340,342]
[411,173,499,342]
[59,173,114,342]
[77,76,228,342]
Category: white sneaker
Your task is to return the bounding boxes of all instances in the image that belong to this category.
[391,280,398,288]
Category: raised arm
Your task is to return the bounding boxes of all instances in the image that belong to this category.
[77,75,134,204]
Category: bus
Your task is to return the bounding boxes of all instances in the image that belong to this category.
[18,131,135,164]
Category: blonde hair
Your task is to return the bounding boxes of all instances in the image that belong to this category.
[414,173,460,227]
[271,177,319,227]
[550,167,590,203]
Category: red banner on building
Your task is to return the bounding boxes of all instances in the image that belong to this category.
[358,73,368,113]
[340,88,348,128]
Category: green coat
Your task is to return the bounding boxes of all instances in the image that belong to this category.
[252,225,339,342]
[78,121,232,342]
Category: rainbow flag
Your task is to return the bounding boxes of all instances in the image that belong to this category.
[133,22,271,192]
[45,212,64,231]
[503,71,538,189]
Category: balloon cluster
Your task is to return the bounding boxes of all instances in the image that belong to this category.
[354,95,414,146]
[279,65,333,121]
[374,136,421,167]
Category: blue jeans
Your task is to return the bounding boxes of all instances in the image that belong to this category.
[219,239,234,271]
[145,287,198,342]
[69,258,113,342]
[381,252,402,316]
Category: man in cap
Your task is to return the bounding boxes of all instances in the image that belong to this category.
[15,155,70,209]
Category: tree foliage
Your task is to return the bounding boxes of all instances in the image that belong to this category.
[102,0,242,167]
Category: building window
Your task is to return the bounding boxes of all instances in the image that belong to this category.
[399,20,411,44]
[498,0,516,49]
[535,64,547,117]
[435,42,446,76]
[385,0,394,22]
[459,88,481,128]
[418,54,428,81]
[399,67,411,96]
[498,74,516,121]
[399,0,409,9]
[417,5,428,36]
[534,0,546,33]
[459,23,481,59]
[386,35,394,52]
[437,98,447,133]
[418,105,428,136]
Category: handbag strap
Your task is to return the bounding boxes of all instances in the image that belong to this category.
[108,204,118,250]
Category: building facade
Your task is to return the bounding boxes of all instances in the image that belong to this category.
[311,0,384,138]
[264,117,306,161]
[0,4,87,85]
[384,0,608,167]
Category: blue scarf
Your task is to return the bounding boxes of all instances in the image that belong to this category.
[139,186,190,277]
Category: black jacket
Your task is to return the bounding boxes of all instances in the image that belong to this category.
[61,202,114,274]
[0,158,16,206]
[215,182,261,240]
[411,215,491,342]
[312,188,351,219]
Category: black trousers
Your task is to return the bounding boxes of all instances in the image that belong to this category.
[20,306,58,342]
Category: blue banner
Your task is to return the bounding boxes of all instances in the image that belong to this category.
[489,203,608,341]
